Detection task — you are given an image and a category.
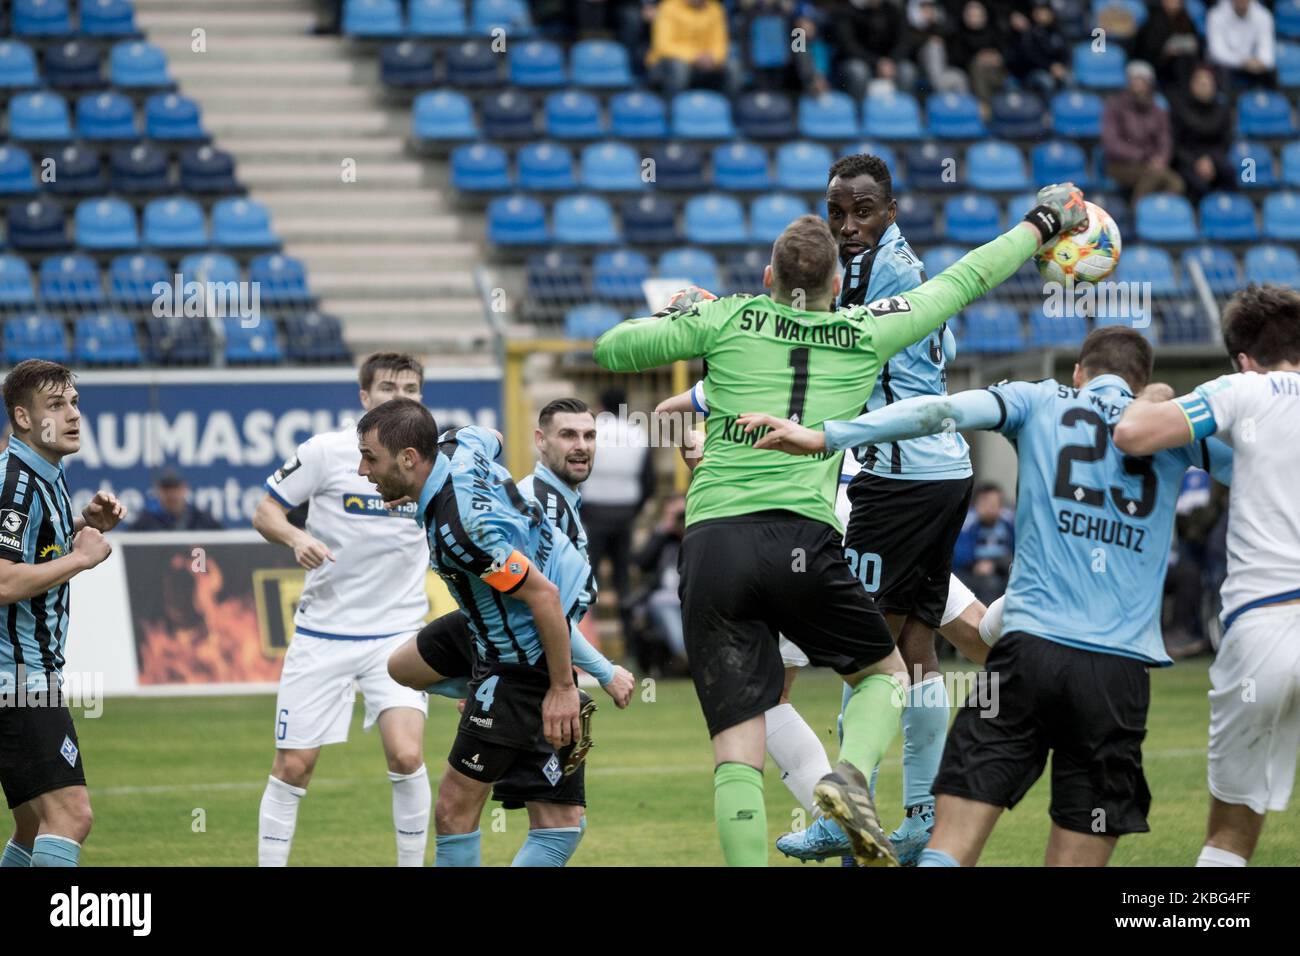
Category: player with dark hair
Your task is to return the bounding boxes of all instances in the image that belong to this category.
[0,360,126,869]
[742,326,1234,866]
[1115,284,1300,867]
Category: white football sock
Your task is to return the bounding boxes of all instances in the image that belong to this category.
[389,764,432,867]
[1196,845,1247,867]
[765,702,832,813]
[979,595,1006,647]
[940,574,977,628]
[258,775,306,867]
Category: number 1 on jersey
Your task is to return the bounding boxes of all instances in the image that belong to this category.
[787,347,810,423]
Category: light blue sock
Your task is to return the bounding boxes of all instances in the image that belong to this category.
[901,676,949,810]
[435,830,481,867]
[31,835,80,867]
[917,848,959,867]
[426,677,470,700]
[511,823,584,867]
[1,839,32,867]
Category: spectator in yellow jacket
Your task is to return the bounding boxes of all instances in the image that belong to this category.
[647,0,742,96]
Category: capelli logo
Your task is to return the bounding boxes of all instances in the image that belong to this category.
[49,886,151,936]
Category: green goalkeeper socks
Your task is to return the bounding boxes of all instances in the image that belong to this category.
[839,673,906,778]
[714,762,767,867]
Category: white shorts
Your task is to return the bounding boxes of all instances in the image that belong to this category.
[274,631,427,749]
[1207,604,1300,815]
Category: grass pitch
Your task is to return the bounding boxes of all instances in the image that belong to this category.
[76,661,1298,866]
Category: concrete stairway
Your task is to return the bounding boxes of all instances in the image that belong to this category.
[130,0,496,361]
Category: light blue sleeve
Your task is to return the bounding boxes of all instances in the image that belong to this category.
[985,379,1047,438]
[823,388,1005,452]
[454,425,504,461]
[569,620,614,685]
[1203,438,1233,485]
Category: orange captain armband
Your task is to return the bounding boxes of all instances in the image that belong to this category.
[482,550,531,593]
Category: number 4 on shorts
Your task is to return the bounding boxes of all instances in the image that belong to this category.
[474,675,500,713]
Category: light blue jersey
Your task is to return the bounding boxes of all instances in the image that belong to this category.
[415,426,593,669]
[839,221,971,481]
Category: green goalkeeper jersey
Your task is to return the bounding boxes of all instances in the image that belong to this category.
[593,224,1040,530]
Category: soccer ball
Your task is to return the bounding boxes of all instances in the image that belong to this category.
[1034,201,1122,285]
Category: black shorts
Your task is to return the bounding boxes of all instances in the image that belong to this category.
[0,688,86,809]
[416,611,476,680]
[679,510,896,738]
[843,472,973,628]
[933,631,1152,836]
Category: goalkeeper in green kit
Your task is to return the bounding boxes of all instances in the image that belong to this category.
[593,184,1086,866]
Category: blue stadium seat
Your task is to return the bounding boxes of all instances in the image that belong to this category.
[525,249,584,306]
[76,198,137,250]
[0,256,36,309]
[1199,192,1257,241]
[1050,90,1103,138]
[110,41,170,88]
[610,91,667,138]
[1238,90,1296,137]
[5,316,68,364]
[798,91,859,140]
[445,40,498,87]
[9,91,72,141]
[1136,193,1198,242]
[554,194,619,244]
[482,90,536,140]
[141,315,211,365]
[451,143,511,191]
[1001,191,1039,230]
[776,141,833,192]
[489,195,551,245]
[545,90,604,139]
[75,91,137,140]
[1181,245,1242,295]
[658,248,721,291]
[0,41,38,88]
[108,253,171,307]
[944,194,1001,244]
[212,198,275,247]
[380,41,437,88]
[736,91,795,140]
[565,303,622,339]
[1072,41,1126,89]
[179,145,237,194]
[672,91,735,139]
[1229,140,1276,189]
[650,142,707,191]
[1116,244,1179,296]
[1244,244,1300,287]
[1263,191,1300,240]
[863,91,922,140]
[684,194,748,245]
[224,316,282,365]
[926,92,985,138]
[81,0,137,36]
[39,253,104,309]
[47,143,104,196]
[989,91,1046,139]
[44,40,101,88]
[1159,300,1209,344]
[145,93,204,140]
[919,245,964,275]
[592,249,650,302]
[712,142,770,191]
[905,141,956,191]
[962,303,1023,353]
[75,313,141,366]
[580,142,643,191]
[570,39,632,88]
[178,252,240,288]
[751,194,810,243]
[410,0,467,37]
[250,254,311,306]
[895,194,938,245]
[968,140,1029,191]
[0,146,36,195]
[473,0,534,36]
[1029,310,1087,348]
[343,0,405,37]
[1281,0,1300,38]
[725,248,767,292]
[13,0,72,36]
[142,197,206,248]
[8,197,66,250]
[509,40,565,87]
[1279,42,1300,87]
[621,194,678,244]
[749,14,790,69]
[517,142,576,190]
[1032,140,1088,188]
[282,311,350,364]
[412,90,477,141]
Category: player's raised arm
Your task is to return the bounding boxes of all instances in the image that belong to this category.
[1114,380,1218,456]
[593,287,721,372]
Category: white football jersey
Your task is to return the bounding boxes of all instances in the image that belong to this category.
[265,426,429,638]
[1186,371,1300,629]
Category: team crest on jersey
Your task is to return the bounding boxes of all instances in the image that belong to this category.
[60,735,78,767]
[0,509,26,552]
[542,754,563,786]
[866,295,913,317]
[272,455,301,483]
